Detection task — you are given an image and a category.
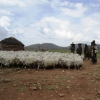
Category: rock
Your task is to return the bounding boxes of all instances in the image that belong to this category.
[59,93,65,97]
[40,93,42,96]
[97,90,100,95]
[17,71,21,74]
[43,96,46,98]
[55,91,58,93]
[0,71,4,74]
[95,77,100,81]
[67,80,71,82]
[62,70,65,73]
[51,95,53,97]
[13,83,17,87]
[30,87,37,90]
[38,86,42,90]
[66,86,71,89]
[3,79,11,82]
[1,89,4,92]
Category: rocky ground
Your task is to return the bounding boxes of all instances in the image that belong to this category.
[0,58,100,100]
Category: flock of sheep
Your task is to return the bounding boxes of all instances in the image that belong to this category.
[0,51,84,70]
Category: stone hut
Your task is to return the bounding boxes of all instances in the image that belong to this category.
[0,37,24,51]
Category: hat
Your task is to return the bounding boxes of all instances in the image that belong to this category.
[71,42,75,45]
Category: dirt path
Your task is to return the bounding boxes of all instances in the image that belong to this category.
[0,59,100,100]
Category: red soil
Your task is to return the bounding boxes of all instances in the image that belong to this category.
[0,59,100,100]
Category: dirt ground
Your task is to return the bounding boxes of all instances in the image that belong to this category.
[0,59,100,100]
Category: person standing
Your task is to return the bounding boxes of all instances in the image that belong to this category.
[70,42,75,53]
[84,44,88,59]
[76,43,82,55]
[91,40,97,64]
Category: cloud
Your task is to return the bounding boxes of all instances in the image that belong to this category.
[0,0,27,7]
[30,17,70,39]
[61,3,87,18]
[0,9,13,15]
[0,0,50,8]
[0,16,11,29]
[11,28,24,35]
[81,17,99,27]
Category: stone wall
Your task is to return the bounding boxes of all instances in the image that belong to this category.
[0,44,24,51]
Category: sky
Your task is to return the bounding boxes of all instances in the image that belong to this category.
[0,0,100,47]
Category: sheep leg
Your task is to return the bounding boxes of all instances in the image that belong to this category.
[43,67,46,70]
[68,66,71,70]
[37,64,40,69]
[43,65,46,70]
[0,63,2,68]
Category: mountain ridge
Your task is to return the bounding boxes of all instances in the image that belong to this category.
[25,43,68,51]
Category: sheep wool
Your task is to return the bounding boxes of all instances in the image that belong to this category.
[0,51,84,69]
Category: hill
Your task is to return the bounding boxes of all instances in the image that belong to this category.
[25,43,68,51]
[25,43,100,51]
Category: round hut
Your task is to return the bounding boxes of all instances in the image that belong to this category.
[0,37,24,51]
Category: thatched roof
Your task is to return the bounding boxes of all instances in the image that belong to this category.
[0,37,24,46]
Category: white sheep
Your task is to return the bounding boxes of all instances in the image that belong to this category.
[0,51,84,69]
[74,56,83,69]
[41,57,59,70]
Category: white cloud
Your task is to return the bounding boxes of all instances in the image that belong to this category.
[79,16,100,43]
[12,28,24,35]
[61,3,87,18]
[0,16,11,29]
[73,33,84,41]
[90,3,100,7]
[31,17,70,39]
[0,0,27,7]
[81,17,99,27]
[0,9,12,15]
[0,0,50,7]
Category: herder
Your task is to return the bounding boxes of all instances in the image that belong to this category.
[91,40,97,64]
[70,42,75,53]
[76,43,82,55]
[84,44,91,60]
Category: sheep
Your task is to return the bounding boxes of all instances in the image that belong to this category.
[58,53,83,70]
[60,58,75,69]
[1,55,15,68]
[74,56,83,69]
[41,57,59,70]
[23,56,35,68]
[36,52,61,70]
[0,51,84,69]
